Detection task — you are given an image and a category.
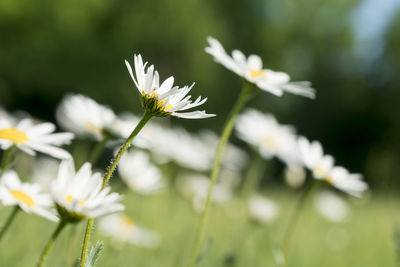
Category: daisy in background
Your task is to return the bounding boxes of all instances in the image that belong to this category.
[118,150,164,195]
[176,173,234,213]
[0,116,74,159]
[298,136,368,197]
[113,115,248,172]
[205,37,315,98]
[314,191,349,222]
[235,109,301,167]
[0,170,58,222]
[98,214,161,248]
[50,159,124,222]
[56,94,118,140]
[125,54,215,119]
[248,194,279,224]
[31,157,60,191]
[111,112,167,151]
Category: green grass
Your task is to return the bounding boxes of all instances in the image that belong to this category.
[0,189,398,267]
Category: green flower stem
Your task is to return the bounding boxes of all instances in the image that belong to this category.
[79,111,153,267]
[0,146,16,177]
[188,83,253,267]
[281,179,319,264]
[36,220,67,267]
[89,134,111,165]
[0,206,19,242]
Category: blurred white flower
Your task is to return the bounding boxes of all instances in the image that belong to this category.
[56,94,117,140]
[118,121,248,172]
[0,170,58,222]
[31,157,60,191]
[205,37,315,98]
[98,214,161,248]
[298,136,368,197]
[236,109,300,166]
[50,160,124,221]
[314,191,349,222]
[298,136,334,179]
[125,54,215,119]
[284,166,306,188]
[176,173,233,213]
[326,167,368,198]
[118,150,164,195]
[248,195,279,224]
[0,117,73,159]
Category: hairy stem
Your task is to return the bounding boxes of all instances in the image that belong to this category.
[79,111,153,267]
[187,83,253,267]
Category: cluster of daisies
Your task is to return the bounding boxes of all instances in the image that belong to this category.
[0,36,369,265]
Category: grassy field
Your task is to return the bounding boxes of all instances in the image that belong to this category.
[0,188,398,267]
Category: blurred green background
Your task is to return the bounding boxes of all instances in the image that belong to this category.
[0,0,399,190]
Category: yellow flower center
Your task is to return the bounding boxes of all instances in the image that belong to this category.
[313,166,326,177]
[66,195,73,203]
[122,215,136,226]
[66,195,85,206]
[249,69,265,78]
[262,136,278,151]
[84,122,101,133]
[11,190,35,207]
[0,128,29,144]
[326,176,334,183]
[143,90,174,111]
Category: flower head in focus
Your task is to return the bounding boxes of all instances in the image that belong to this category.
[125,54,215,119]
[50,160,124,222]
[298,136,368,197]
[0,170,58,222]
[98,214,161,248]
[56,94,117,140]
[205,37,315,98]
[0,116,73,159]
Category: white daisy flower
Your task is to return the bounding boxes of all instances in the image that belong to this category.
[116,120,247,172]
[205,37,315,98]
[125,54,215,119]
[248,194,279,224]
[326,167,368,197]
[50,160,124,222]
[56,94,117,140]
[0,117,74,159]
[236,109,300,166]
[314,191,349,222]
[176,173,233,213]
[98,214,161,248]
[298,136,368,197]
[0,170,58,222]
[118,150,164,195]
[298,136,335,179]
